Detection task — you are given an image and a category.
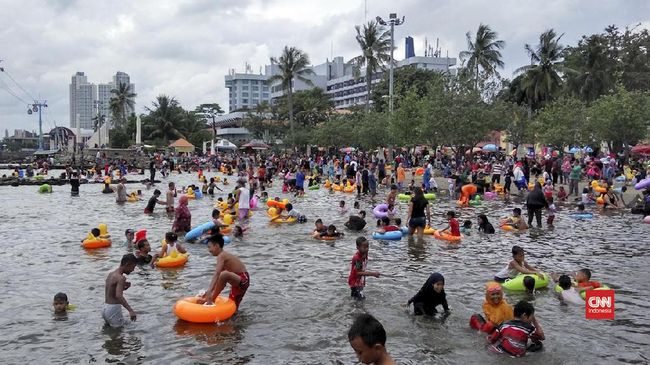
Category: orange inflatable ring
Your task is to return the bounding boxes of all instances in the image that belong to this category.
[173,296,237,323]
[332,184,343,191]
[156,253,189,268]
[596,196,604,205]
[433,230,462,242]
[343,185,355,193]
[500,224,516,231]
[219,226,232,235]
[82,238,112,249]
[315,235,338,241]
[415,168,424,176]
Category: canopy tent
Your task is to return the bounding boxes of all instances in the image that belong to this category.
[631,144,650,155]
[215,139,237,150]
[169,138,195,153]
[240,141,270,150]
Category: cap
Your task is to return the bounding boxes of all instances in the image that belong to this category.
[134,229,147,242]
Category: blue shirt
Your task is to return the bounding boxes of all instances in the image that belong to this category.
[295,172,305,187]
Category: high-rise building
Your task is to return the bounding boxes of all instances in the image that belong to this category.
[405,36,415,59]
[70,71,135,129]
[224,65,276,112]
[69,72,97,130]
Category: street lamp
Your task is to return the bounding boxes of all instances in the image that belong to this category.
[376,13,405,114]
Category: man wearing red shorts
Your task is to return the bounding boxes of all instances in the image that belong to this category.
[200,233,250,308]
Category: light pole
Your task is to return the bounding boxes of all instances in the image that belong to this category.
[376,13,405,114]
[27,101,48,150]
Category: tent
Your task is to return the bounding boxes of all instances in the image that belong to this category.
[215,139,237,150]
[169,138,195,153]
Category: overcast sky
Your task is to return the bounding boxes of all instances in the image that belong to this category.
[1,0,648,134]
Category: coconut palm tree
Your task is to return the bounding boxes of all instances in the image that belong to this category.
[109,83,136,128]
[145,95,186,141]
[349,20,392,112]
[459,23,505,89]
[269,46,314,143]
[515,29,573,110]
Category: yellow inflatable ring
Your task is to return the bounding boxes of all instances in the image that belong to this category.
[423,226,435,235]
[156,252,189,268]
[173,296,237,323]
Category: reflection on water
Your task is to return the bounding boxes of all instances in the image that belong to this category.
[1,169,649,364]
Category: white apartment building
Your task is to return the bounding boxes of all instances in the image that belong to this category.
[70,71,135,130]
[268,57,349,101]
[224,65,276,112]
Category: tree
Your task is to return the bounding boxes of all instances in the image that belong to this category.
[371,67,446,112]
[564,34,617,102]
[534,97,589,149]
[269,46,314,144]
[349,20,392,112]
[143,95,186,141]
[515,29,574,111]
[501,101,533,151]
[109,83,136,128]
[193,103,224,139]
[587,87,650,153]
[459,23,505,90]
[273,88,334,127]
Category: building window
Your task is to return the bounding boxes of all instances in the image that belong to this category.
[252,86,259,91]
[242,86,249,91]
[242,92,249,97]
[243,99,248,103]
[262,93,269,98]
[262,86,269,91]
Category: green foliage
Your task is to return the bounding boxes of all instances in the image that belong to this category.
[109,83,136,129]
[274,88,334,127]
[534,97,589,148]
[587,87,650,152]
[371,67,446,112]
[459,23,505,90]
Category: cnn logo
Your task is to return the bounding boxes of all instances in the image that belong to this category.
[585,290,615,320]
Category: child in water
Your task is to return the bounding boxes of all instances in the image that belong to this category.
[554,274,584,305]
[488,300,545,357]
[348,313,396,365]
[407,272,450,316]
[124,229,135,249]
[312,218,328,238]
[339,200,349,214]
[470,282,514,333]
[321,224,344,239]
[53,292,74,315]
[151,232,187,267]
[439,211,461,236]
[82,228,101,243]
[494,245,541,282]
[557,186,568,201]
[376,217,399,234]
[348,236,379,300]
[546,196,557,226]
[285,203,307,223]
[500,208,528,230]
[477,214,496,234]
[460,220,472,235]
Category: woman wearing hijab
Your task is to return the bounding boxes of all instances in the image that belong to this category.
[172,195,192,233]
[406,272,449,316]
[470,282,514,333]
[525,182,548,228]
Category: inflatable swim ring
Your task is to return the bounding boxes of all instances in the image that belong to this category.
[569,212,594,219]
[82,237,112,249]
[484,192,497,200]
[186,221,217,241]
[502,273,549,291]
[398,193,412,201]
[156,252,189,268]
[173,296,237,323]
[332,184,343,191]
[270,216,297,223]
[634,178,650,190]
[315,235,339,241]
[127,195,138,202]
[415,167,424,176]
[554,284,611,299]
[423,226,435,235]
[433,230,462,243]
[98,223,111,238]
[500,224,521,231]
[324,180,331,189]
[343,185,355,193]
[372,231,403,241]
[424,193,436,201]
[596,196,604,205]
[373,204,396,219]
[38,184,52,193]
[644,216,650,224]
[308,185,320,190]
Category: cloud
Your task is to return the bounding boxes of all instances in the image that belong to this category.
[0,0,648,134]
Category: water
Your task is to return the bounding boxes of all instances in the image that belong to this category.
[1,170,649,364]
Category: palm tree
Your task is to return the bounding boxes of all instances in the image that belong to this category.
[145,95,186,141]
[515,29,573,110]
[459,23,505,89]
[349,20,392,112]
[269,46,314,143]
[109,83,136,128]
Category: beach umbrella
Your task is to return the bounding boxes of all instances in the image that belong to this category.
[568,147,580,154]
[631,144,650,155]
[482,144,497,152]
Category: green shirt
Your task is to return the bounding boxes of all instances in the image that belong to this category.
[569,165,582,180]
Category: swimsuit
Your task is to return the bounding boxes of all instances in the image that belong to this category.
[229,272,250,307]
[102,304,125,327]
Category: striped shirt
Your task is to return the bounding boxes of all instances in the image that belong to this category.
[489,319,537,357]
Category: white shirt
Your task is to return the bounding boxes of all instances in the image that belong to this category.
[238,186,250,209]
[561,288,584,305]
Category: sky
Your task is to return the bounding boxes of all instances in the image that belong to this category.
[1,0,649,134]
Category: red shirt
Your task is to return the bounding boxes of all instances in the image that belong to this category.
[384,225,399,232]
[348,251,367,288]
[449,218,460,236]
[578,281,601,288]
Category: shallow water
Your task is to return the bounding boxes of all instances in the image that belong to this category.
[1,170,649,365]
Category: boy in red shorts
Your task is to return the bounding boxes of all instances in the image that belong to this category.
[199,233,250,309]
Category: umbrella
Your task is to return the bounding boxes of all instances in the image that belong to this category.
[568,147,580,154]
[482,144,497,152]
[583,146,593,153]
[631,144,650,155]
[339,147,356,153]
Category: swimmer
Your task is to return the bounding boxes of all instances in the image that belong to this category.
[198,234,249,309]
[339,200,349,214]
[134,239,152,265]
[124,229,135,249]
[53,292,71,315]
[438,211,461,237]
[488,300,545,357]
[500,208,528,231]
[348,236,379,300]
[554,274,583,305]
[102,254,138,327]
[494,245,541,282]
[470,282,513,333]
[321,224,344,239]
[376,216,399,234]
[406,272,449,316]
[460,220,472,235]
[152,232,186,267]
[348,313,396,365]
[313,218,328,238]
[81,228,101,243]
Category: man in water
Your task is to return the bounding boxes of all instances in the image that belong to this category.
[102,254,137,327]
[166,181,176,213]
[115,177,127,203]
